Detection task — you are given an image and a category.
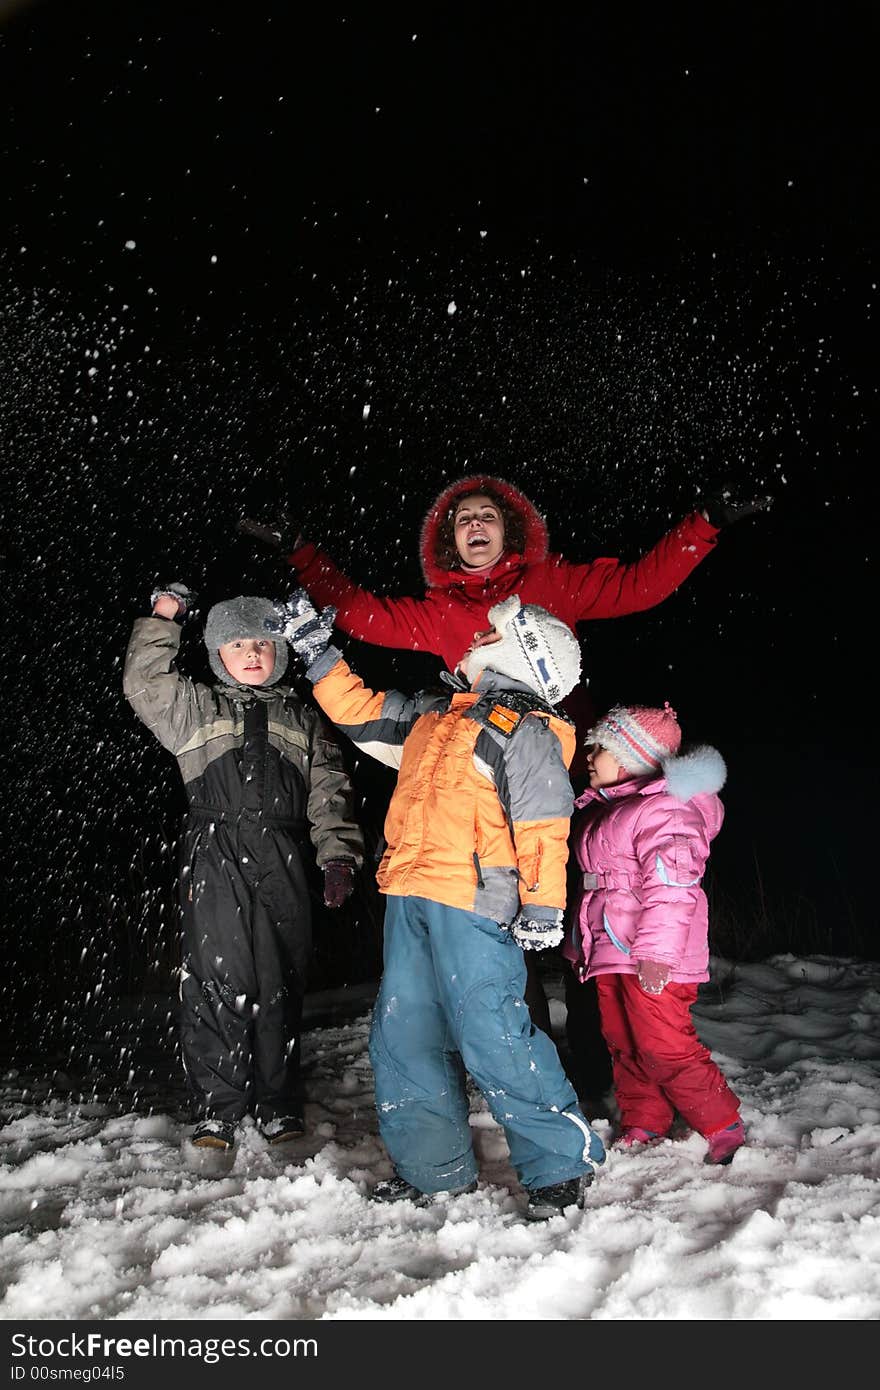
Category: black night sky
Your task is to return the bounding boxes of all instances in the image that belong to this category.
[2,2,877,1043]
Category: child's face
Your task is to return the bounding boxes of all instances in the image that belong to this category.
[456,626,502,683]
[586,743,626,788]
[218,637,276,685]
[453,494,505,569]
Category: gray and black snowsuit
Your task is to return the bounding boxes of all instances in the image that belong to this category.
[124,616,365,1124]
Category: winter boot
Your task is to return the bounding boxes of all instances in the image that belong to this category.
[371,1174,426,1204]
[191,1119,236,1150]
[259,1114,305,1144]
[615,1126,663,1148]
[704,1118,745,1166]
[524,1169,594,1221]
[371,1173,477,1205]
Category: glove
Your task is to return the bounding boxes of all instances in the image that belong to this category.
[150,581,197,616]
[636,960,671,995]
[265,588,337,665]
[509,909,564,952]
[237,511,303,553]
[700,488,773,528]
[323,861,355,909]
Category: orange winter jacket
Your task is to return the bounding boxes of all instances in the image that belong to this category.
[310,651,577,924]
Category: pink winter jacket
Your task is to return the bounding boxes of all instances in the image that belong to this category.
[562,746,727,986]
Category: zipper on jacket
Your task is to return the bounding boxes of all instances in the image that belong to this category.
[472,852,485,889]
[525,839,543,893]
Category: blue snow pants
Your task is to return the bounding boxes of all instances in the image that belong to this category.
[368,895,605,1194]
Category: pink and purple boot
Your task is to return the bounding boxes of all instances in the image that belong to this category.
[616,1126,663,1148]
[704,1118,745,1166]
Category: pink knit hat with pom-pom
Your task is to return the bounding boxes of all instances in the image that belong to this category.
[587,702,682,775]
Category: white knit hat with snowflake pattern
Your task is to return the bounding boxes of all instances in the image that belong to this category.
[462,594,581,705]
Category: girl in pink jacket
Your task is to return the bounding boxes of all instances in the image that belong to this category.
[563,701,745,1165]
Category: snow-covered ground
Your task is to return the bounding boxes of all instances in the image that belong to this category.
[2,954,880,1322]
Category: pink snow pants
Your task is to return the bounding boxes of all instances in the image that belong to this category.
[596,974,740,1137]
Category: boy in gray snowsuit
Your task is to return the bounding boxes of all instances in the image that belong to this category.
[124,583,364,1150]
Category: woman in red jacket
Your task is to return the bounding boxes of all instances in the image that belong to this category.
[241,472,762,782]
[256,474,730,673]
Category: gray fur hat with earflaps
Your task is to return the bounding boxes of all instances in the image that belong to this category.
[203,596,289,686]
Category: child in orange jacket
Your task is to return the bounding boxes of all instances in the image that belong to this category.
[268,587,606,1220]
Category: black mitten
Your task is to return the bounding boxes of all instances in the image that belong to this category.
[700,489,773,528]
[236,510,303,552]
[323,861,356,909]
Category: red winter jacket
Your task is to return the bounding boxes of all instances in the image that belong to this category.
[288,474,719,674]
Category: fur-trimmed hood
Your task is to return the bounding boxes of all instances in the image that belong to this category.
[576,744,727,809]
[419,475,548,588]
[662,745,727,801]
